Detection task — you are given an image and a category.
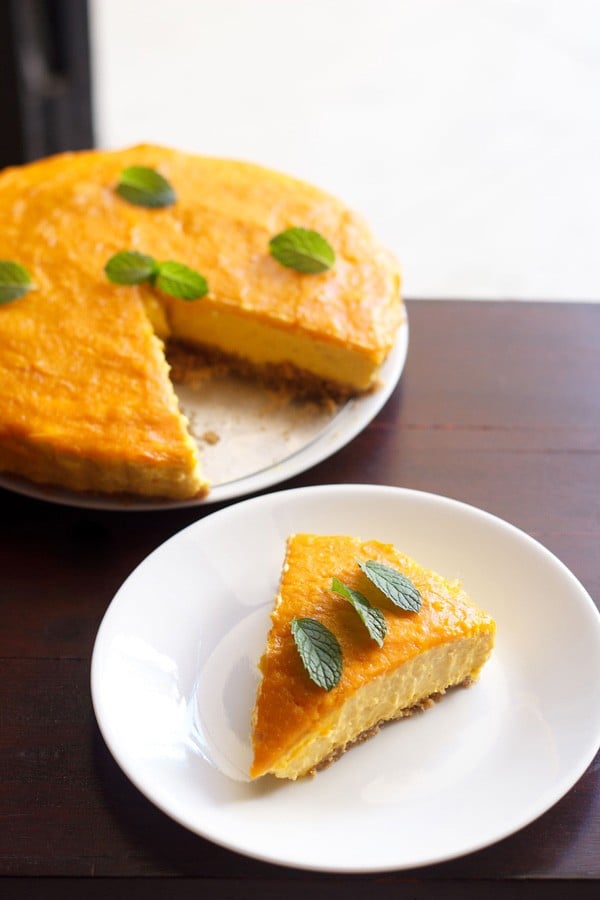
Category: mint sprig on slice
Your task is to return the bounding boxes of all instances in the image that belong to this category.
[269,227,335,274]
[115,166,176,208]
[0,260,34,304]
[331,577,386,647]
[291,617,342,691]
[357,560,422,612]
[104,251,208,301]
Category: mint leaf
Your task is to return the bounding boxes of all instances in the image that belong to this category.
[358,560,422,612]
[269,227,335,274]
[0,260,34,304]
[154,261,208,301]
[291,617,342,691]
[104,251,158,285]
[116,166,176,208]
[104,253,208,300]
[331,577,386,647]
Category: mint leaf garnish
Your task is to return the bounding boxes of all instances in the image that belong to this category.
[154,261,208,301]
[115,166,176,208]
[269,227,335,274]
[358,560,422,612]
[331,577,386,647]
[104,251,158,285]
[104,253,208,300]
[0,260,34,304]
[291,617,342,691]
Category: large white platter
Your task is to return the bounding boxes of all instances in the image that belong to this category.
[0,323,408,510]
[90,484,600,872]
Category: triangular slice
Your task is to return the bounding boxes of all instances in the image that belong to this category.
[0,261,205,500]
[250,534,496,779]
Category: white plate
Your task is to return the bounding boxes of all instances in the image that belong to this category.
[91,484,600,873]
[0,324,408,511]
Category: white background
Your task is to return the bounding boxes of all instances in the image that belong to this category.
[90,0,600,301]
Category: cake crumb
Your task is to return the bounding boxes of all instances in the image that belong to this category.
[201,430,220,445]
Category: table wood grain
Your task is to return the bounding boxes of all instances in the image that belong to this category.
[1,301,599,898]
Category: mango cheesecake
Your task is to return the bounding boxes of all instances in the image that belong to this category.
[0,145,403,500]
[250,534,496,780]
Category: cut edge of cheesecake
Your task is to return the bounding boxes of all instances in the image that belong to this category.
[254,635,494,780]
[249,533,496,781]
[166,339,385,403]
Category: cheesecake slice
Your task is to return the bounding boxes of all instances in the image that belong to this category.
[250,534,496,780]
[0,145,403,499]
[0,276,205,500]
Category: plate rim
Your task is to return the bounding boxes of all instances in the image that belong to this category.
[90,483,600,873]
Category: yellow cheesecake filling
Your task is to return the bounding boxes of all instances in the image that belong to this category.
[167,302,387,392]
[264,635,495,780]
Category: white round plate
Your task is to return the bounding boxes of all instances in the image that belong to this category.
[0,324,408,511]
[91,484,600,873]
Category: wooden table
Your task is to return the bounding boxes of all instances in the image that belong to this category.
[2,301,599,899]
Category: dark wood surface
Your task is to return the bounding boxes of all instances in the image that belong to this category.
[1,301,599,898]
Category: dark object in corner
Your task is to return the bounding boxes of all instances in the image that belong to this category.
[0,0,94,167]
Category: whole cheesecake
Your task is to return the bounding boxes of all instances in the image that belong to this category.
[0,146,403,500]
[250,534,496,780]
